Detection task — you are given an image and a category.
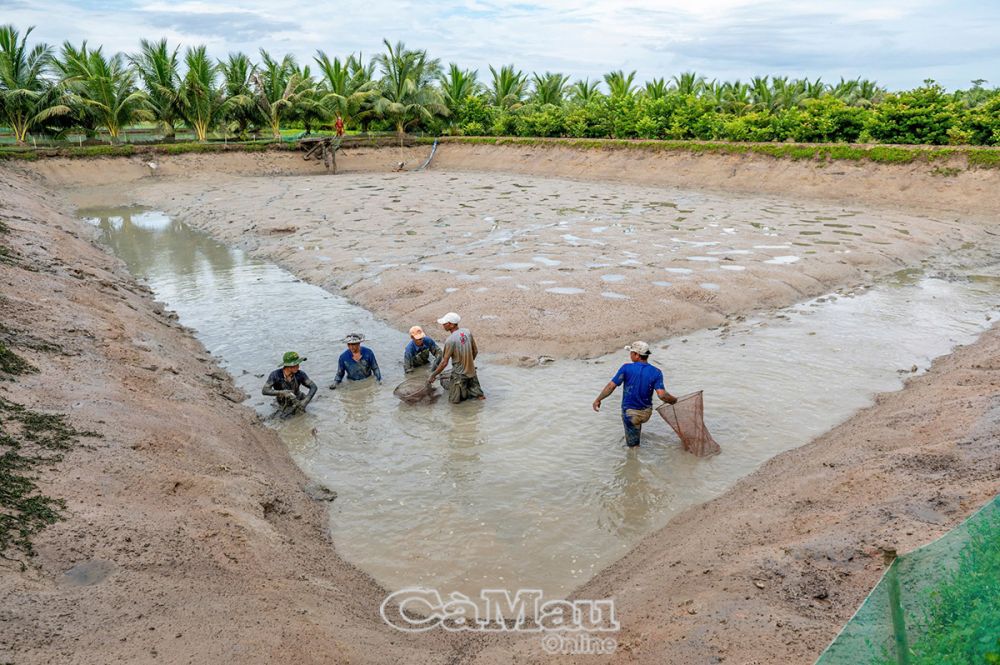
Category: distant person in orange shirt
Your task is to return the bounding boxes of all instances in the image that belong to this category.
[334,114,345,137]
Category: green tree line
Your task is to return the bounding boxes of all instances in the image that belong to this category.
[2,24,999,145]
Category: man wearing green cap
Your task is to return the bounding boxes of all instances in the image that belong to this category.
[262,351,318,417]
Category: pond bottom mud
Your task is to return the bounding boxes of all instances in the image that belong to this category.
[83,206,1000,602]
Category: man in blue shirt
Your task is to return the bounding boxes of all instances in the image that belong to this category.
[262,351,318,417]
[330,333,382,389]
[592,341,677,447]
[403,325,442,374]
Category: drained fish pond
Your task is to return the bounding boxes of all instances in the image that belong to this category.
[84,205,1000,599]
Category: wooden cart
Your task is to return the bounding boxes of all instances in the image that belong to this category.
[299,136,342,173]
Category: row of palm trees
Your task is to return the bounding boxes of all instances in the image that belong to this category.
[0,26,425,143]
[1,23,985,145]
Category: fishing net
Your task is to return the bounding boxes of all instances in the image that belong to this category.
[656,391,721,456]
[392,376,439,403]
[816,495,1000,664]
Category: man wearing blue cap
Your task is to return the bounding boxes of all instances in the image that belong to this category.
[592,341,677,447]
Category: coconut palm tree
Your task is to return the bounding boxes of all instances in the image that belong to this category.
[603,70,636,98]
[725,81,752,114]
[348,54,375,86]
[643,78,669,100]
[51,41,100,136]
[372,39,446,138]
[530,71,569,106]
[670,71,705,96]
[749,76,775,112]
[128,38,181,139]
[569,78,601,105]
[218,52,258,137]
[438,63,479,114]
[487,64,526,109]
[57,42,150,142]
[179,45,226,141]
[315,50,379,126]
[830,78,884,107]
[801,77,826,101]
[0,24,69,143]
[291,62,327,133]
[252,50,313,139]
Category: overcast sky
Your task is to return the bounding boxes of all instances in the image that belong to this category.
[2,0,997,90]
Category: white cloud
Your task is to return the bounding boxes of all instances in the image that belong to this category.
[3,0,998,89]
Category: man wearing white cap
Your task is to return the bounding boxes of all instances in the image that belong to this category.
[403,325,443,373]
[592,341,677,447]
[428,312,485,403]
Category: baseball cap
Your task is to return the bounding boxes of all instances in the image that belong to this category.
[437,312,461,325]
[625,341,651,356]
[409,325,426,339]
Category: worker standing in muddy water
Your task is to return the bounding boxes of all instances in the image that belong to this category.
[403,325,443,374]
[427,312,485,403]
[593,341,677,447]
[262,351,318,417]
[330,333,382,389]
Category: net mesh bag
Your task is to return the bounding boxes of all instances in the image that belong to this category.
[656,390,721,456]
[392,376,437,403]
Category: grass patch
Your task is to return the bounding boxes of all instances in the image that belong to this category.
[0,397,100,564]
[438,136,1000,169]
[0,342,36,377]
[0,244,18,266]
[967,150,1000,169]
[881,504,1000,664]
[0,136,406,161]
[0,149,38,161]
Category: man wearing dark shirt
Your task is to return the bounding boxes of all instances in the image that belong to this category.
[592,341,676,447]
[262,351,318,417]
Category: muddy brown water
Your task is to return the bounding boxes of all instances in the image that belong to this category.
[84,207,1000,600]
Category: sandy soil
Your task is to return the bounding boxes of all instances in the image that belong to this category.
[3,146,999,664]
[23,145,1000,362]
[0,169,463,664]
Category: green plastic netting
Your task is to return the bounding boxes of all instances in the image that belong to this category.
[816,495,1000,665]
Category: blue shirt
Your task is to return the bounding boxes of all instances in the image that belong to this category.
[335,346,381,383]
[611,362,665,411]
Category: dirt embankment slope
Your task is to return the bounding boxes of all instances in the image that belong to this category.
[0,169,461,664]
[19,145,1000,363]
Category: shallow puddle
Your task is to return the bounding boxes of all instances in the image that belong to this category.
[85,206,1000,600]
